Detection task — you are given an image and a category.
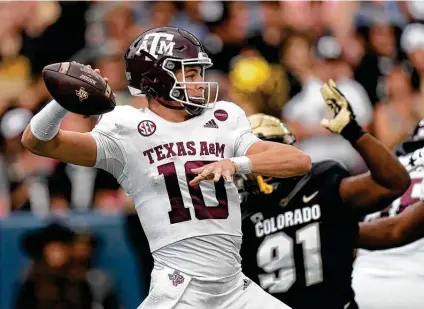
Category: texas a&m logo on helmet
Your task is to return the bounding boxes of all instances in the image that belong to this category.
[135,32,175,59]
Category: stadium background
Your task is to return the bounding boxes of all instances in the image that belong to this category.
[1,1,424,308]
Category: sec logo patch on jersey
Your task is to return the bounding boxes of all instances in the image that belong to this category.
[138,120,157,136]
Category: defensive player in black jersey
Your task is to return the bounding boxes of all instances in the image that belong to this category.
[239,80,410,309]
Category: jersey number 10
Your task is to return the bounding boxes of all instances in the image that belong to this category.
[158,160,229,224]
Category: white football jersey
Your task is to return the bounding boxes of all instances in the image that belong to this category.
[354,148,424,277]
[90,101,259,280]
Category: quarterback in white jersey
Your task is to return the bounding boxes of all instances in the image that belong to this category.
[22,27,312,309]
[353,120,424,309]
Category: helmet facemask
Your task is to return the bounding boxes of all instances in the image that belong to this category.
[161,52,219,115]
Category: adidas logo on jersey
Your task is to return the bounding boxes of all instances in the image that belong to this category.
[204,119,218,128]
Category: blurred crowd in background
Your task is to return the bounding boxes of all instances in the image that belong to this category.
[3,0,424,216]
[2,1,424,308]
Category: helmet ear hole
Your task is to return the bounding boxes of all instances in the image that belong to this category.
[165,62,175,70]
[172,89,181,98]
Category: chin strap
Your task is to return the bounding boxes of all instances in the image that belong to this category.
[185,105,203,116]
[158,97,205,116]
[157,97,185,110]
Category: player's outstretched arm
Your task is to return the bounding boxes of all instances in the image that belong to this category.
[245,140,312,177]
[319,80,410,216]
[190,106,312,186]
[190,141,311,186]
[21,100,97,167]
[357,201,424,250]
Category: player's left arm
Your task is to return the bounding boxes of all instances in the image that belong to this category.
[319,80,410,216]
[190,106,312,185]
[245,140,312,177]
[357,200,424,250]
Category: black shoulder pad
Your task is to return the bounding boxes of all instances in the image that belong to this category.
[311,159,351,180]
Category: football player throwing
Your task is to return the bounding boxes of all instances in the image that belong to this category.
[22,27,312,309]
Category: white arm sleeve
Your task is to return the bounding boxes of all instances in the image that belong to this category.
[233,107,260,157]
[89,113,126,181]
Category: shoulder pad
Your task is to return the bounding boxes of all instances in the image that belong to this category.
[213,100,243,114]
[311,159,351,179]
[93,105,135,136]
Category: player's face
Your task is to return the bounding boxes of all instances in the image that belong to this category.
[175,65,206,104]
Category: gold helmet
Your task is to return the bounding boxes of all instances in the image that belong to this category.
[247,113,296,194]
[248,113,296,145]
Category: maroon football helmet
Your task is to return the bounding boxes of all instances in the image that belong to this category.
[125,27,218,115]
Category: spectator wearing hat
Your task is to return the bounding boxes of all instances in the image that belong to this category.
[14,223,93,309]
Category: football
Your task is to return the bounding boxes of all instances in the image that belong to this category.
[42,62,116,116]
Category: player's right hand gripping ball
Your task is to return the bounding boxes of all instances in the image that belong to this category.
[320,79,365,142]
[42,62,116,116]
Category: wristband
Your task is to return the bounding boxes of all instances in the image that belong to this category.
[30,100,68,141]
[340,120,366,144]
[230,156,252,174]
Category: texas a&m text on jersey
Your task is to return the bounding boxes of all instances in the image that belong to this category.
[23,26,313,309]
